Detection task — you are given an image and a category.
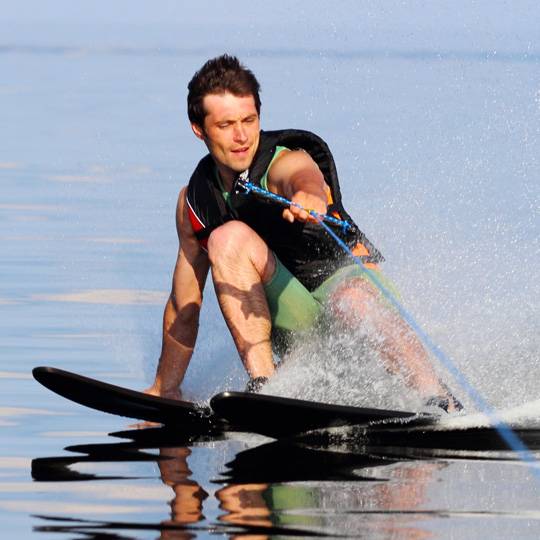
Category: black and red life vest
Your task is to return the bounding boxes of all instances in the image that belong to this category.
[186,129,383,291]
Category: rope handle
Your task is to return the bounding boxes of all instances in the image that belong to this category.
[234,175,353,234]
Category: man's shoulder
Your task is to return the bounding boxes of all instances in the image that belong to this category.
[260,128,323,143]
[186,154,215,192]
[259,129,330,157]
[191,153,214,176]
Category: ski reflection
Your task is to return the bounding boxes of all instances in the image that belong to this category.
[31,425,453,538]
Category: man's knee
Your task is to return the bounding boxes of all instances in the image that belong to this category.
[207,221,275,283]
[207,222,255,262]
[329,277,380,321]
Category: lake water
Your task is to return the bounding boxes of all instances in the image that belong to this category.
[1,2,539,538]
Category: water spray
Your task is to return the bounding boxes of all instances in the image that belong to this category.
[236,178,540,478]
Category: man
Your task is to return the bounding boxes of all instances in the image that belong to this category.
[146,55,461,412]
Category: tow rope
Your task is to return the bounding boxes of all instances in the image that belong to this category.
[235,176,540,477]
[235,173,353,234]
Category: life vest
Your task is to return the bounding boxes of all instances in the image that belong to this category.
[186,129,383,291]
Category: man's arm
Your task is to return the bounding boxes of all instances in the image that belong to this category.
[146,187,210,399]
[266,149,329,223]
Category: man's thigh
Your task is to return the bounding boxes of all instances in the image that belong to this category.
[263,261,400,331]
[312,265,400,304]
[263,257,321,333]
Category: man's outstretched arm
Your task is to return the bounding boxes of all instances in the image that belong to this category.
[267,149,329,223]
[146,187,210,399]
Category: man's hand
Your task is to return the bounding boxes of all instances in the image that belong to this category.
[283,189,328,224]
[267,149,329,224]
[144,382,183,401]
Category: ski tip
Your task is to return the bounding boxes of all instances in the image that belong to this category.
[32,365,53,382]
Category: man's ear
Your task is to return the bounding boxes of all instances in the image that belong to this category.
[191,122,205,141]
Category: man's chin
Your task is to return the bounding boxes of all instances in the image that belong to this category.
[230,159,253,173]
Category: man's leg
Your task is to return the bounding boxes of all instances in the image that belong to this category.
[327,273,460,410]
[207,221,276,379]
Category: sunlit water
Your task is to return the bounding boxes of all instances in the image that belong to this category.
[1,3,540,538]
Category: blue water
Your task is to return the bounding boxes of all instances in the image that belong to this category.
[1,2,540,538]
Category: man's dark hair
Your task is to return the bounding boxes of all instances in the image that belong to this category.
[187,54,261,127]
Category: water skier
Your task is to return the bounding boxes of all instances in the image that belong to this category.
[145,54,461,413]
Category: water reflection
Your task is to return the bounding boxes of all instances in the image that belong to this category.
[31,425,453,538]
[217,444,448,537]
[221,439,393,484]
[32,289,168,305]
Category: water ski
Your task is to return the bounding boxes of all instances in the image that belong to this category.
[33,366,434,439]
[32,366,222,431]
[210,391,431,438]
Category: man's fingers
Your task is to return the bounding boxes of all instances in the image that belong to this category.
[282,208,295,223]
[292,195,327,218]
[283,206,310,223]
[282,188,328,223]
[292,206,310,221]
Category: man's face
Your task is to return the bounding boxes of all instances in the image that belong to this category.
[192,92,260,183]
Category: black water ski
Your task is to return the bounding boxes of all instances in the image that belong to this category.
[33,366,222,431]
[210,391,430,438]
[366,425,540,451]
[34,367,434,439]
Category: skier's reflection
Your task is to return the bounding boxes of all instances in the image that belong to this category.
[155,444,443,540]
[156,447,208,528]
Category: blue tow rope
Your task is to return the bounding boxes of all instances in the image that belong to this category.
[237,179,353,234]
[237,178,540,477]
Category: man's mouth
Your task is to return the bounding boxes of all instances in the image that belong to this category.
[231,146,249,155]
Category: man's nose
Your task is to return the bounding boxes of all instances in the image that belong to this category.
[233,123,247,142]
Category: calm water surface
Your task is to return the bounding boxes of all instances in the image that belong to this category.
[2,4,540,538]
